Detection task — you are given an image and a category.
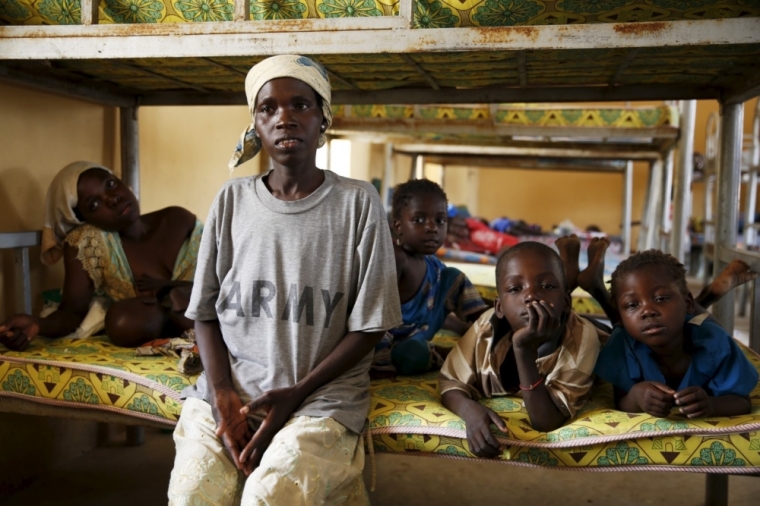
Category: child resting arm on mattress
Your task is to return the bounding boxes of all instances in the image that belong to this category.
[0,162,201,350]
[594,250,758,419]
[439,242,610,455]
[374,179,488,376]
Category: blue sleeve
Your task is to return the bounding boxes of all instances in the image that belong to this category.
[593,326,638,393]
[703,323,759,397]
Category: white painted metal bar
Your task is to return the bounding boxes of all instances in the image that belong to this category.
[1,19,758,60]
[394,144,656,161]
[0,232,41,315]
[622,161,633,256]
[0,231,41,249]
[399,0,414,28]
[324,137,332,172]
[141,85,720,107]
[120,106,140,201]
[383,143,394,212]
[331,119,677,140]
[638,162,655,253]
[658,150,674,252]
[670,100,697,263]
[644,159,664,251]
[80,0,99,26]
[745,101,760,249]
[711,102,744,333]
[751,276,760,354]
[419,155,626,173]
[408,154,418,181]
[234,0,250,21]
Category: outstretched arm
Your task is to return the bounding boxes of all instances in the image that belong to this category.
[1,244,92,349]
[238,330,384,473]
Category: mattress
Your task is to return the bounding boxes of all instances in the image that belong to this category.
[367,340,760,471]
[1,0,756,26]
[3,331,759,472]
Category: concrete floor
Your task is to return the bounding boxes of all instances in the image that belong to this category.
[3,427,759,506]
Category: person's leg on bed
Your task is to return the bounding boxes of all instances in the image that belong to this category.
[556,234,581,292]
[105,296,167,347]
[577,237,619,324]
[694,258,758,311]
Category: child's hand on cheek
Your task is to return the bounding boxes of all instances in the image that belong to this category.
[512,300,561,351]
[630,381,675,418]
[674,386,714,419]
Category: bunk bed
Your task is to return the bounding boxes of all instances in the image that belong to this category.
[330,102,682,314]
[332,102,680,254]
[2,2,760,504]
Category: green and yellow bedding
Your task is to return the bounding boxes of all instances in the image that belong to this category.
[0,336,193,425]
[1,0,757,26]
[332,104,678,128]
[2,334,759,471]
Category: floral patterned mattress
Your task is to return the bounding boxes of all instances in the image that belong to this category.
[367,342,760,472]
[2,334,760,471]
[0,336,192,425]
[1,0,756,27]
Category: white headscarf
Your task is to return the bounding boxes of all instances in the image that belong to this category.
[41,161,111,265]
[228,55,332,170]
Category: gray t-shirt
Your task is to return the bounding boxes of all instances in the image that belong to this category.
[183,169,402,433]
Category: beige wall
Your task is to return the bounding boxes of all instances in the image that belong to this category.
[0,85,260,320]
[0,83,116,319]
[1,87,758,320]
[138,105,261,221]
[471,163,648,236]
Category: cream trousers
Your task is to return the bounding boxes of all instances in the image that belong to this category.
[168,397,369,506]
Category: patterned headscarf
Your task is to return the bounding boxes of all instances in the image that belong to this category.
[228,55,332,170]
[41,161,112,265]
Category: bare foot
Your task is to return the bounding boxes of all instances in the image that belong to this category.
[709,259,758,299]
[577,237,610,294]
[556,234,581,291]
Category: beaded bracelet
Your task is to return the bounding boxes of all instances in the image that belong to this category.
[519,376,545,391]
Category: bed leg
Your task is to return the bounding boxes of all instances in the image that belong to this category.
[96,423,111,447]
[126,426,145,447]
[704,474,728,506]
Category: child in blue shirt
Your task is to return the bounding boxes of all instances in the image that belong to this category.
[374,179,488,376]
[594,250,758,418]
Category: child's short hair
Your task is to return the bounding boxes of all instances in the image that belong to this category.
[609,249,688,302]
[495,242,566,291]
[391,179,448,219]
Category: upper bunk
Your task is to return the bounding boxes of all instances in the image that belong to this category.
[330,103,679,164]
[1,0,759,106]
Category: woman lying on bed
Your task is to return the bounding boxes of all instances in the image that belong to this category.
[0,161,202,350]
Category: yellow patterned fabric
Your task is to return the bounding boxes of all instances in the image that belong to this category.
[333,104,679,128]
[1,0,756,26]
[367,343,760,470]
[64,220,203,302]
[0,336,195,424]
[3,331,760,471]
